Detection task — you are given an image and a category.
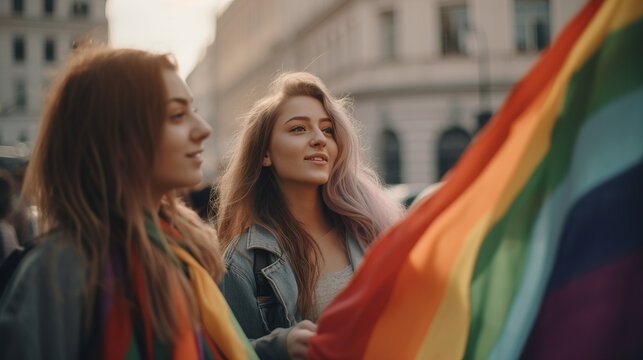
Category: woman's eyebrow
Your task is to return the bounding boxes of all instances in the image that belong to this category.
[285,116,310,123]
[285,116,331,123]
[167,97,193,105]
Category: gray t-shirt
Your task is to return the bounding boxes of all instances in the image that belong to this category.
[312,264,353,322]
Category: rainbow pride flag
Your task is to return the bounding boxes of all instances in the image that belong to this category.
[308,0,643,358]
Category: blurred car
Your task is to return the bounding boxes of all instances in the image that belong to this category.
[0,145,29,172]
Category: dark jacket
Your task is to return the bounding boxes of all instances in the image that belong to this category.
[0,230,87,359]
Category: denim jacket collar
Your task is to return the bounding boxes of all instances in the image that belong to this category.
[230,223,366,331]
[244,224,284,256]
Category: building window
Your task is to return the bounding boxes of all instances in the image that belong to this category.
[13,0,24,15]
[440,4,468,55]
[437,127,471,180]
[44,0,55,15]
[72,2,89,16]
[380,129,401,184]
[15,80,27,111]
[13,37,26,62]
[44,39,56,62]
[379,10,396,60]
[515,0,550,52]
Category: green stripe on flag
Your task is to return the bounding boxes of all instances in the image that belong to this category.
[490,83,643,360]
[465,17,643,359]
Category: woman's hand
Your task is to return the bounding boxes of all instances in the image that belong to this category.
[286,320,317,359]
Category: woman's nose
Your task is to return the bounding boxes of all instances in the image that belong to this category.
[191,114,212,142]
[310,128,327,147]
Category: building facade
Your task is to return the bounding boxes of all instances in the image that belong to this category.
[194,0,585,184]
[0,0,107,148]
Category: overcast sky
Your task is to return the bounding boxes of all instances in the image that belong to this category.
[106,0,230,78]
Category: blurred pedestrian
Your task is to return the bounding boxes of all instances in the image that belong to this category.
[8,165,37,246]
[186,183,216,221]
[0,46,257,359]
[216,72,403,359]
[0,170,19,264]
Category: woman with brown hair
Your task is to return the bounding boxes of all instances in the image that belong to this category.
[0,46,257,359]
[216,72,403,359]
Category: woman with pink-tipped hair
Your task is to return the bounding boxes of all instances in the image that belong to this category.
[215,72,403,359]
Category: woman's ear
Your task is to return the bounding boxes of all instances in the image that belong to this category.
[262,152,272,167]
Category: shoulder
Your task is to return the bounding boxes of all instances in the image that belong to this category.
[1,230,86,304]
[0,230,88,359]
[223,228,252,270]
[25,230,85,272]
[223,224,286,286]
[224,224,282,264]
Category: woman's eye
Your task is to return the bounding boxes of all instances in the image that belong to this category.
[170,112,185,120]
[322,127,334,135]
[290,125,306,132]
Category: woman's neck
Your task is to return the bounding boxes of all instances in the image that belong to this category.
[145,190,165,215]
[279,184,331,237]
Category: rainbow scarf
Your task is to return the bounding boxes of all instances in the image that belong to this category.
[98,218,258,360]
[309,0,643,359]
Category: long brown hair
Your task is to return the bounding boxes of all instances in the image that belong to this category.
[23,46,224,340]
[216,72,402,318]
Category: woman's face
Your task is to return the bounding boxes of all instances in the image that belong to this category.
[151,69,212,195]
[264,95,338,189]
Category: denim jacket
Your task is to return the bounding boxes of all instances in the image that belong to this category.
[220,224,364,360]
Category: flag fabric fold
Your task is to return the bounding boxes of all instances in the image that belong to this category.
[308,0,643,358]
